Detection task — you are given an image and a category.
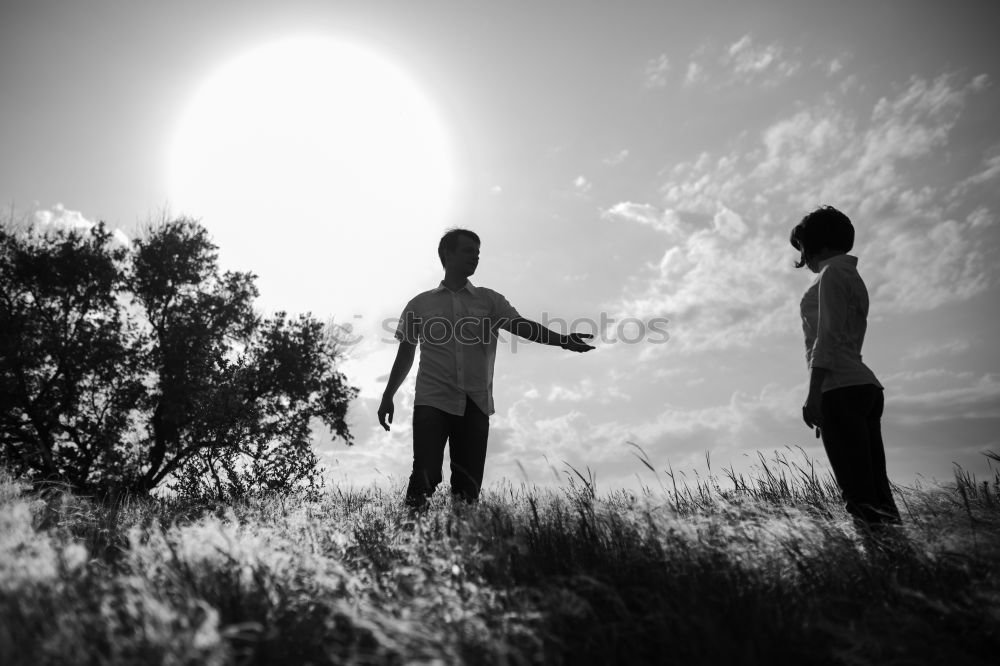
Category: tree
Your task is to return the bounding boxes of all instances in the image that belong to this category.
[0,217,357,497]
[0,222,144,490]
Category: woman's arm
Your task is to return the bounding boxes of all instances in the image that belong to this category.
[810,266,851,371]
[803,367,830,435]
[803,267,851,435]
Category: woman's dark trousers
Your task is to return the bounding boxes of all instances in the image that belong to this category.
[405,400,489,509]
[820,384,901,527]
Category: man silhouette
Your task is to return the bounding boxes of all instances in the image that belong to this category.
[378,228,594,509]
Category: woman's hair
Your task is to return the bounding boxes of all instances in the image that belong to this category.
[789,206,855,268]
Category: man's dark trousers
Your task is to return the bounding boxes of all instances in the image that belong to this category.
[405,398,489,509]
[820,384,901,527]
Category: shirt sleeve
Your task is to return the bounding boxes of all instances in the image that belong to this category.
[394,299,420,344]
[810,266,850,370]
[490,290,521,329]
[493,293,521,319]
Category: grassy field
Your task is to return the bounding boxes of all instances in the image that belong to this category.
[2,449,999,665]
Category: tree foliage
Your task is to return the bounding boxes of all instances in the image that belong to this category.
[0,218,357,497]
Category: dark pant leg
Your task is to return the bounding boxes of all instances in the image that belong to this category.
[820,386,895,525]
[405,405,451,509]
[448,399,490,503]
[867,389,901,523]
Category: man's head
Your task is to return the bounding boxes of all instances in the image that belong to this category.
[789,206,854,270]
[438,228,481,276]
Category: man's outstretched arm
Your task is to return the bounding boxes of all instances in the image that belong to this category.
[378,340,416,431]
[503,317,595,352]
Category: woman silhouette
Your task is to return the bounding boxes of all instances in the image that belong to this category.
[791,206,901,529]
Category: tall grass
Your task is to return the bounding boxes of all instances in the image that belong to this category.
[2,449,999,665]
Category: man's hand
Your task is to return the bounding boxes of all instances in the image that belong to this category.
[561,332,595,353]
[377,395,394,431]
[802,391,822,439]
[378,341,415,433]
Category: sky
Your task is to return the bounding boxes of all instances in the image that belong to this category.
[3,0,999,493]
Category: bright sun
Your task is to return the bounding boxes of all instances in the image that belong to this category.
[168,36,455,320]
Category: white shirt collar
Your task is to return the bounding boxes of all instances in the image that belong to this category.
[433,279,477,295]
[818,254,858,271]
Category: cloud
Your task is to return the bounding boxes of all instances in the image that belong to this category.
[626,237,792,353]
[748,74,983,221]
[487,379,812,488]
[602,202,684,235]
[969,150,1000,186]
[681,35,803,90]
[951,141,1000,198]
[33,204,130,246]
[871,217,990,311]
[33,204,94,231]
[332,60,999,494]
[967,206,994,229]
[603,149,630,166]
[631,382,801,444]
[485,354,1000,491]
[884,371,1000,424]
[683,61,706,86]
[644,54,671,88]
[902,339,970,362]
[726,35,796,79]
[546,377,631,404]
[712,204,747,240]
[606,71,996,354]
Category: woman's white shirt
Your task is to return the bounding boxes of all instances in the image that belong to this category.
[800,254,883,392]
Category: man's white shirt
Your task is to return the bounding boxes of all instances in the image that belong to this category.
[395,281,520,416]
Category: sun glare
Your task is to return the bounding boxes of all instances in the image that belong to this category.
[168,36,455,318]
